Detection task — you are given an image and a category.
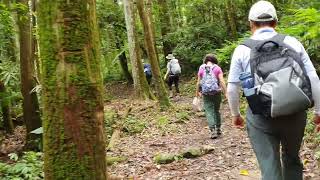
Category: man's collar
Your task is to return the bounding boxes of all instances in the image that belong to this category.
[253,27,275,36]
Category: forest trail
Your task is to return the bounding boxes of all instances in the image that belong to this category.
[106,82,320,180]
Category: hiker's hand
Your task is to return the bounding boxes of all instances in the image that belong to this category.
[314,115,320,133]
[196,92,202,97]
[232,115,244,129]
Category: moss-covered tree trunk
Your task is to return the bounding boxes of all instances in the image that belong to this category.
[123,0,153,99]
[137,0,169,108]
[0,81,14,134]
[38,0,107,179]
[17,0,42,150]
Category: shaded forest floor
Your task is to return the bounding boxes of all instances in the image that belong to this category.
[105,79,320,180]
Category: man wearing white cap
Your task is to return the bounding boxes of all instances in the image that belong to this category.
[227,1,320,179]
[164,54,181,97]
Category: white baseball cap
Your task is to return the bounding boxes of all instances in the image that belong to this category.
[248,1,278,22]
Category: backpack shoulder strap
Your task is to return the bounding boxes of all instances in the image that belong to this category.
[270,34,286,43]
[241,34,287,50]
[241,39,261,49]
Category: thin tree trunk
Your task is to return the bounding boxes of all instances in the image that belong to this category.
[119,52,133,84]
[157,0,173,57]
[123,0,153,99]
[137,0,169,108]
[0,81,14,134]
[226,0,238,39]
[145,0,157,47]
[115,42,133,84]
[38,0,107,179]
[31,0,41,82]
[17,0,42,150]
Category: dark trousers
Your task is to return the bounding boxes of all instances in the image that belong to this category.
[168,75,179,93]
[146,74,152,85]
[246,109,306,180]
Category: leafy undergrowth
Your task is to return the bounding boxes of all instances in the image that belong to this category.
[0,151,43,180]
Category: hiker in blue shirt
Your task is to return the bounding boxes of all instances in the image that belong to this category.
[143,59,152,85]
[227,1,320,180]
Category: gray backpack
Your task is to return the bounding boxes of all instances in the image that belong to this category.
[169,59,181,75]
[242,34,313,118]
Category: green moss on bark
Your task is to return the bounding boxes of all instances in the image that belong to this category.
[38,1,106,179]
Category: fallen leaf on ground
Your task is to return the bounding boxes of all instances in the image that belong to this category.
[240,169,249,176]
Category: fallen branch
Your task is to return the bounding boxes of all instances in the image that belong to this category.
[107,107,132,151]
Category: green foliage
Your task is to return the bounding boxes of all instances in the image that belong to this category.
[106,156,127,166]
[0,152,44,180]
[153,153,177,164]
[175,112,190,123]
[170,22,227,72]
[279,8,320,72]
[104,109,118,138]
[123,116,147,135]
[96,0,128,82]
[157,116,169,129]
[215,33,250,70]
[0,3,23,128]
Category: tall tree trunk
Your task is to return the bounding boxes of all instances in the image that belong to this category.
[123,0,153,99]
[115,42,133,84]
[137,0,169,108]
[157,0,173,57]
[226,0,238,40]
[38,0,107,179]
[145,0,157,48]
[0,81,14,134]
[17,0,42,150]
[31,0,41,81]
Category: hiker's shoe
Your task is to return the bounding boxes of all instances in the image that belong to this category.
[216,128,222,136]
[210,129,218,139]
[169,91,173,98]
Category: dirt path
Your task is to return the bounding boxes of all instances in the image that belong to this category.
[106,95,319,180]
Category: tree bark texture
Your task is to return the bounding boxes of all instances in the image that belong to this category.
[0,81,14,133]
[123,0,153,99]
[137,0,169,108]
[226,0,238,40]
[31,0,41,81]
[115,42,133,84]
[17,0,42,150]
[38,0,106,179]
[157,0,173,57]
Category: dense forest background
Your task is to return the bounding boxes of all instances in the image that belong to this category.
[0,0,319,179]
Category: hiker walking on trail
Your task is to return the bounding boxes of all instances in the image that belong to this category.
[227,1,320,180]
[143,59,152,85]
[164,54,181,98]
[196,54,227,139]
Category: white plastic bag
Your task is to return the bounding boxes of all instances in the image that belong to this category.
[192,97,203,112]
